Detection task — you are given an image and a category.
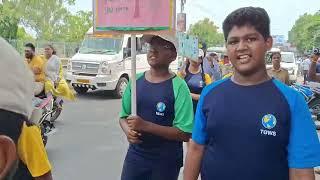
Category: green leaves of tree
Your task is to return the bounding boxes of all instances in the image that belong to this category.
[188,18,224,47]
[289,12,320,53]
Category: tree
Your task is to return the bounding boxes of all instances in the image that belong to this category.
[188,18,224,47]
[0,1,19,39]
[16,27,34,41]
[60,11,93,42]
[16,0,76,41]
[1,0,92,42]
[289,13,320,53]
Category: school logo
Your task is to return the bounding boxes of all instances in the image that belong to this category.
[156,102,166,116]
[260,114,277,137]
[199,81,204,88]
[262,114,277,129]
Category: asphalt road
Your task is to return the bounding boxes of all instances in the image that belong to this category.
[47,91,127,180]
[47,90,320,180]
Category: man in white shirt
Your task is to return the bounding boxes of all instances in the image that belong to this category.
[302,55,311,84]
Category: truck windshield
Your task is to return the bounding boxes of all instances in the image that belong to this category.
[281,53,295,63]
[79,36,123,55]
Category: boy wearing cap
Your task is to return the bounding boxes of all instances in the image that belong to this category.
[309,48,320,82]
[0,37,53,180]
[119,34,194,180]
[184,7,320,180]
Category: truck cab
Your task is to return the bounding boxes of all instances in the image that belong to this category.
[66,28,179,98]
[66,28,150,98]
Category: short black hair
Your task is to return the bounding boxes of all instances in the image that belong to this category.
[271,52,281,59]
[25,43,35,52]
[199,42,207,50]
[222,7,271,41]
[314,48,320,56]
[45,44,57,55]
[209,53,218,57]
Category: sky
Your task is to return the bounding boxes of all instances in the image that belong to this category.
[70,0,319,40]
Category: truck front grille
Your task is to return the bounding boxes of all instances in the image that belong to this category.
[72,62,99,74]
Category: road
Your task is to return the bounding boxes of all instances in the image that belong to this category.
[47,90,320,180]
[47,91,127,180]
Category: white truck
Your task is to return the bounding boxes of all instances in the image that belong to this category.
[66,28,178,98]
[279,52,298,83]
[266,50,298,84]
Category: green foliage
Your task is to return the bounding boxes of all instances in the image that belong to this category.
[0,1,19,39]
[16,27,34,41]
[289,12,320,53]
[188,18,224,47]
[60,11,93,42]
[0,0,92,42]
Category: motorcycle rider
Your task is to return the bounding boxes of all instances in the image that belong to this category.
[25,43,46,96]
[308,48,320,82]
[43,44,75,107]
[0,37,53,180]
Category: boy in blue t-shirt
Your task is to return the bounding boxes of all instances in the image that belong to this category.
[119,34,194,180]
[184,7,320,180]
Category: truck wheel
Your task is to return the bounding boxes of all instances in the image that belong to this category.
[114,77,128,98]
[74,87,89,94]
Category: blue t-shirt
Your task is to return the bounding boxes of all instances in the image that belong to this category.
[120,73,194,168]
[192,78,320,180]
[185,70,205,114]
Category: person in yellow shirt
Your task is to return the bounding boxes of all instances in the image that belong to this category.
[25,43,46,95]
[0,37,53,180]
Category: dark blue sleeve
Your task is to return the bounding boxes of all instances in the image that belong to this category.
[274,80,320,168]
[192,79,228,145]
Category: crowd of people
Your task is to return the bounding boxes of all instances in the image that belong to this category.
[305,49,320,83]
[1,5,320,180]
[118,6,320,180]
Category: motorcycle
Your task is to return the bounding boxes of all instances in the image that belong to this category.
[31,95,60,146]
[291,82,320,130]
[50,97,63,122]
